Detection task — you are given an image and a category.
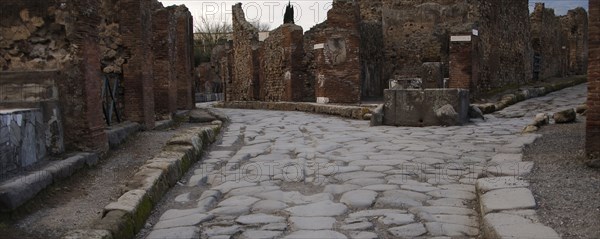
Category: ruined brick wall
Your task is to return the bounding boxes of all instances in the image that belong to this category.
[561,8,589,75]
[530,3,569,80]
[0,0,108,152]
[119,0,156,129]
[260,24,306,102]
[308,1,362,104]
[174,6,195,110]
[588,0,600,157]
[357,0,385,99]
[230,4,260,101]
[152,7,177,118]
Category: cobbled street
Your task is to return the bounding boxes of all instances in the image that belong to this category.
[143,84,587,239]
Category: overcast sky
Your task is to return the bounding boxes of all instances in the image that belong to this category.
[158,0,589,32]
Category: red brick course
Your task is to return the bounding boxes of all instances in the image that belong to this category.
[174,7,195,110]
[152,7,178,118]
[120,0,155,129]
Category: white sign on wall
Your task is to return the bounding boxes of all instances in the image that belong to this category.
[450,35,472,42]
[314,43,325,50]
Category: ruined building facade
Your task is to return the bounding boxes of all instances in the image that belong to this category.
[223,0,552,104]
[0,0,195,158]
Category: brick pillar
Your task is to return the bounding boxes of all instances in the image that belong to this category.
[120,0,155,129]
[174,6,194,110]
[587,0,600,157]
[449,35,474,90]
[60,0,108,152]
[152,7,177,117]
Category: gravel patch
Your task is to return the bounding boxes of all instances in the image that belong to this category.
[524,121,600,239]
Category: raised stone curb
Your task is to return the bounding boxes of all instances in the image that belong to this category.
[0,152,99,211]
[106,122,141,149]
[62,120,223,239]
[474,78,587,114]
[476,136,561,238]
[216,101,374,120]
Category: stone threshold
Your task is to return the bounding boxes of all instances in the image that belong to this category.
[62,119,224,239]
[215,101,374,120]
[474,77,587,114]
[475,134,561,239]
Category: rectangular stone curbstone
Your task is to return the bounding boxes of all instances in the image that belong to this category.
[0,170,53,211]
[167,131,204,156]
[476,177,530,194]
[45,155,87,180]
[62,229,113,239]
[162,145,197,174]
[486,161,534,177]
[142,159,182,187]
[105,122,141,149]
[82,152,100,166]
[104,189,154,234]
[480,188,536,214]
[121,168,169,206]
[94,210,135,239]
[483,213,560,239]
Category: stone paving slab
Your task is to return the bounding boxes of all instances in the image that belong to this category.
[141,84,586,238]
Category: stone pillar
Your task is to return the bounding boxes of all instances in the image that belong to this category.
[152,7,177,118]
[587,0,600,158]
[449,35,474,90]
[174,6,194,110]
[62,0,108,152]
[120,0,155,129]
[231,3,260,101]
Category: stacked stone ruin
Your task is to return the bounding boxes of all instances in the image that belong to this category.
[0,0,195,159]
[221,0,589,106]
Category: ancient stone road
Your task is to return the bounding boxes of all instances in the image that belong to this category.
[144,84,587,239]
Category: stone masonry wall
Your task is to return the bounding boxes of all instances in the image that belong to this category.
[381,0,476,80]
[561,7,589,75]
[476,0,533,94]
[310,1,362,104]
[259,24,306,102]
[230,3,260,101]
[587,0,600,158]
[530,3,568,80]
[357,0,385,99]
[152,7,177,118]
[378,0,532,97]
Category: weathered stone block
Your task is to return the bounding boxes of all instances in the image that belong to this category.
[383,89,470,127]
